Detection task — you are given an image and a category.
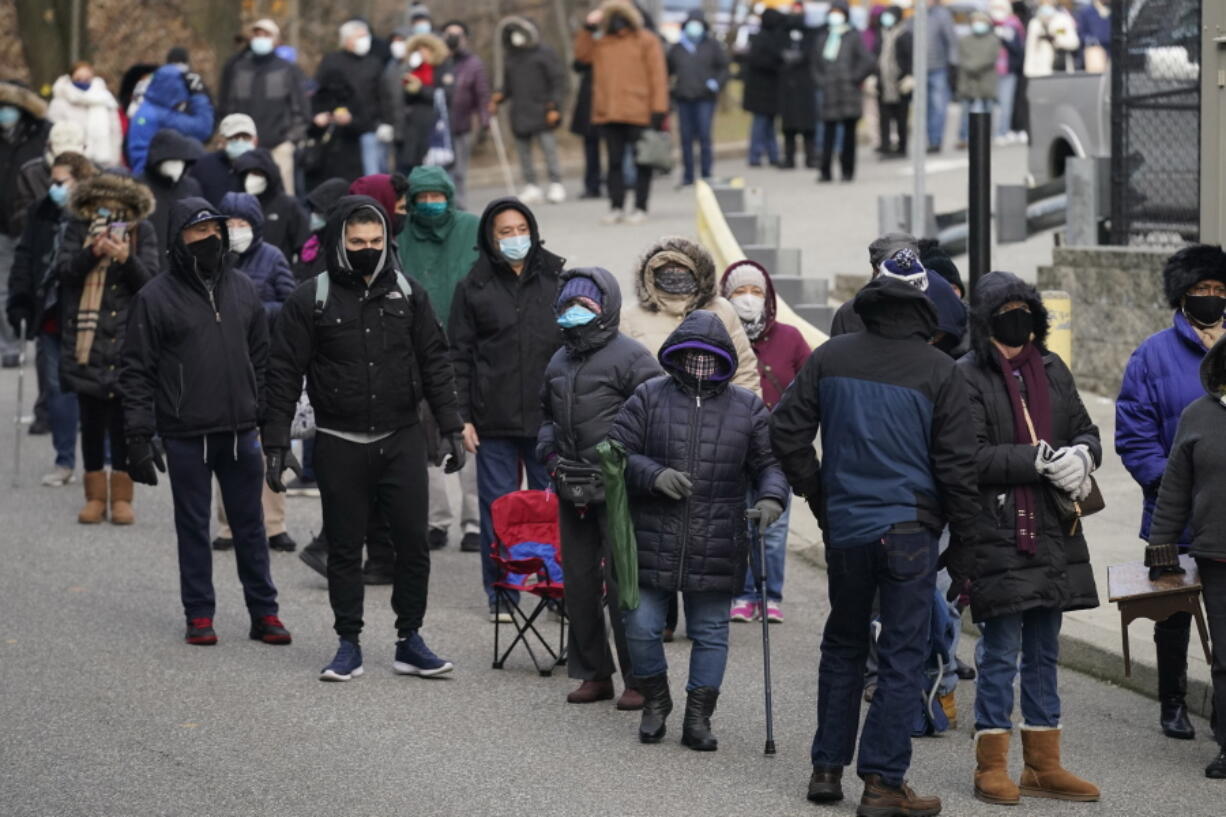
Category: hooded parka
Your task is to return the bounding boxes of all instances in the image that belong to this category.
[740,9,786,117]
[232,147,309,264]
[0,82,51,238]
[47,75,123,166]
[573,1,668,127]
[219,191,296,321]
[499,17,568,138]
[398,165,480,327]
[126,65,215,175]
[139,128,205,262]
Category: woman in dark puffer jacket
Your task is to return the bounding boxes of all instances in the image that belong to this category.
[608,309,788,752]
[949,271,1100,806]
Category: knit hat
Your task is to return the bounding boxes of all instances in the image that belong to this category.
[918,238,964,295]
[877,247,929,291]
[557,276,604,311]
[722,261,767,297]
[48,121,86,158]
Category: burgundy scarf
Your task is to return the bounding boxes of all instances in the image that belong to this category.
[997,343,1051,555]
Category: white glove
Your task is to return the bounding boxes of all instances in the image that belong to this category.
[1071,475,1094,502]
[899,75,916,95]
[863,74,879,97]
[376,123,395,144]
[1045,444,1093,494]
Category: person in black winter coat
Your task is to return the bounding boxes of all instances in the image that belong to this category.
[770,276,980,810]
[191,112,259,208]
[263,195,464,681]
[569,60,602,198]
[120,197,288,648]
[139,128,205,266]
[609,309,787,751]
[449,197,565,618]
[293,177,350,282]
[813,1,876,182]
[313,20,385,181]
[537,267,662,708]
[55,171,159,527]
[741,8,786,166]
[1149,336,1226,779]
[232,148,309,265]
[668,11,729,185]
[777,12,818,169]
[945,271,1101,805]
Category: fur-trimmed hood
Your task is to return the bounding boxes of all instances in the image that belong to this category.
[1162,244,1226,308]
[600,0,644,34]
[635,236,716,313]
[499,15,541,48]
[406,33,450,66]
[69,172,155,222]
[969,270,1049,366]
[0,81,48,120]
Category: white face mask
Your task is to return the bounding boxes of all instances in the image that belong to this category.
[509,30,528,48]
[730,293,766,323]
[408,51,424,69]
[352,35,372,56]
[159,159,186,182]
[244,174,269,196]
[390,40,407,60]
[229,225,254,254]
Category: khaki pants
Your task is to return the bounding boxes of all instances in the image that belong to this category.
[426,457,479,535]
[216,477,286,537]
[269,140,296,196]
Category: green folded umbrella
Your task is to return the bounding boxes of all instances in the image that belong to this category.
[597,439,639,611]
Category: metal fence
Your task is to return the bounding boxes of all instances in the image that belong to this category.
[1110,0,1202,245]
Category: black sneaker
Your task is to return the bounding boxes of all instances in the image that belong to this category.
[363,561,394,585]
[269,532,297,552]
[27,418,49,435]
[212,536,234,551]
[1207,749,1226,779]
[298,532,328,577]
[185,617,218,645]
[460,532,481,552]
[427,528,448,550]
[249,614,292,645]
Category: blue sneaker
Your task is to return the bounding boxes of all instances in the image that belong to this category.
[393,631,454,677]
[319,639,364,682]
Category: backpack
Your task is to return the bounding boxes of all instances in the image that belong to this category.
[313,268,413,313]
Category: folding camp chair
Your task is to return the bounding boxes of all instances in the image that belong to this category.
[490,489,568,676]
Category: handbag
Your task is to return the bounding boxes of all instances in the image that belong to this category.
[1020,397,1104,535]
[553,458,605,507]
[635,129,674,173]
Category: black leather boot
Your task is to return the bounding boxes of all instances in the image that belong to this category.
[635,673,672,743]
[1156,620,1195,740]
[1207,748,1226,779]
[680,686,719,751]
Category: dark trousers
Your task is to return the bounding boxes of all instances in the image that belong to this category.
[78,393,126,472]
[676,98,715,184]
[583,130,603,197]
[477,435,550,604]
[821,117,860,181]
[314,426,430,640]
[602,123,652,212]
[782,129,816,166]
[559,499,633,683]
[878,100,909,154]
[163,430,278,620]
[1197,558,1226,748]
[812,530,938,787]
[1155,609,1193,702]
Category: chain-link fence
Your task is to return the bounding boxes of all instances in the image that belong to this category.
[1110,0,1202,246]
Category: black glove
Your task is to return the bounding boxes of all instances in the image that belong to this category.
[938,541,974,599]
[127,436,166,486]
[753,498,784,532]
[946,66,959,94]
[650,112,667,131]
[6,307,31,338]
[441,432,466,474]
[264,446,300,493]
[184,71,206,95]
[654,468,693,500]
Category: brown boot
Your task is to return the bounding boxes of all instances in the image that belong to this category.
[858,775,942,817]
[109,471,135,525]
[616,685,645,711]
[974,729,1020,805]
[78,471,108,524]
[939,691,958,729]
[566,678,614,704]
[1018,726,1099,801]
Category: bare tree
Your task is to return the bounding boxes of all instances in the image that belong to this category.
[14,0,88,94]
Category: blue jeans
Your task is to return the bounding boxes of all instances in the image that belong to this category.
[958,98,994,143]
[926,69,950,149]
[738,495,789,603]
[477,436,550,605]
[974,607,1063,731]
[748,114,779,165]
[36,332,78,469]
[359,131,382,176]
[812,530,938,787]
[995,72,1018,138]
[676,98,716,183]
[623,587,733,690]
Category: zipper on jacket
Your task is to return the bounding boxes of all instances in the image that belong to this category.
[207,289,220,323]
[676,392,702,591]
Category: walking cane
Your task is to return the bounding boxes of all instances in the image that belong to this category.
[488,116,517,196]
[11,319,28,488]
[747,508,777,755]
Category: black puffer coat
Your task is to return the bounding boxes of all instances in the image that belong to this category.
[55,173,159,400]
[232,148,309,264]
[449,197,565,438]
[609,310,789,594]
[812,22,876,122]
[139,128,205,266]
[499,17,568,138]
[741,9,786,116]
[956,271,1101,622]
[537,267,662,466]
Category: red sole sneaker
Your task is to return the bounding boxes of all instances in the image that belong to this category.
[186,633,218,645]
[251,631,292,645]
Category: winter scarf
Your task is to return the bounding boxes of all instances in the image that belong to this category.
[997,342,1052,555]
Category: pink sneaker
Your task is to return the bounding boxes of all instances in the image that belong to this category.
[765,603,783,624]
[729,600,758,622]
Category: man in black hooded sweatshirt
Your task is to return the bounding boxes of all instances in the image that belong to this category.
[121,197,289,648]
[263,195,465,682]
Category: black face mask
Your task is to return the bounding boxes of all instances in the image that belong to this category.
[990,308,1033,348]
[1184,294,1226,327]
[347,247,382,278]
[444,34,463,52]
[187,234,223,279]
[609,15,629,33]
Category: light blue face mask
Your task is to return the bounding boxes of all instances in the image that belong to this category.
[971,21,992,35]
[499,234,532,262]
[557,305,597,328]
[880,12,897,28]
[416,200,448,217]
[48,182,70,208]
[250,36,276,56]
[684,21,704,40]
[412,21,432,35]
[0,106,20,128]
[225,139,254,160]
[309,211,327,232]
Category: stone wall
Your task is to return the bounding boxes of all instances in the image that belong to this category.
[1037,246,1173,397]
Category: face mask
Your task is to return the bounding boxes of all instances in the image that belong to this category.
[72,79,93,91]
[557,305,597,329]
[225,138,254,160]
[1038,5,1056,19]
[229,225,254,254]
[499,234,532,262]
[1184,295,1226,327]
[990,308,1034,348]
[730,293,766,323]
[827,11,847,27]
[510,31,528,48]
[390,40,408,60]
[653,266,698,295]
[412,21,432,35]
[0,106,20,127]
[391,212,407,235]
[48,182,70,208]
[609,15,629,34]
[444,34,463,51]
[681,350,719,380]
[971,20,991,35]
[244,174,269,196]
[880,12,897,28]
[188,234,224,279]
[684,21,705,40]
[310,211,327,232]
[250,36,275,56]
[159,159,186,182]
[409,51,424,69]
[347,247,381,277]
[352,35,372,56]
[415,200,448,218]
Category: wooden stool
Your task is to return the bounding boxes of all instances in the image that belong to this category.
[1108,555,1212,677]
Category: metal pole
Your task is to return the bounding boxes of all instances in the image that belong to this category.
[69,0,82,63]
[968,110,991,290]
[911,1,928,237]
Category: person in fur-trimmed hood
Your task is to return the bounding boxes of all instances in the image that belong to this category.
[620,236,760,396]
[1116,243,1226,742]
[385,31,452,172]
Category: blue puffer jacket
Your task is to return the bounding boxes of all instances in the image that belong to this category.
[1115,311,1207,543]
[127,65,215,175]
[608,310,789,595]
[219,192,295,322]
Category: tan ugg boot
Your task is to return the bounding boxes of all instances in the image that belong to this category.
[78,471,108,524]
[109,471,135,525]
[1019,725,1100,801]
[939,690,958,729]
[975,729,1020,805]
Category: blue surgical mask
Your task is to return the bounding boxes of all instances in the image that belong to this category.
[827,11,847,27]
[557,305,597,328]
[225,138,254,160]
[412,21,432,35]
[48,182,70,208]
[72,79,93,92]
[684,21,704,40]
[499,234,532,262]
[250,36,276,56]
[309,211,327,232]
[0,106,20,127]
[880,12,897,28]
[415,200,448,217]
[971,20,991,35]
